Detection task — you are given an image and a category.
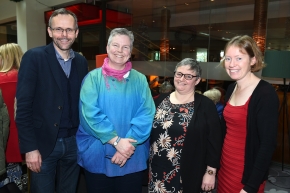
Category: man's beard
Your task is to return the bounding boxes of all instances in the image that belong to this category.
[53,37,74,51]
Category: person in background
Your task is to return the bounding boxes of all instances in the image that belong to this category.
[76,28,155,193]
[217,35,279,193]
[203,88,224,118]
[148,76,160,99]
[149,58,222,193]
[195,90,203,94]
[0,44,24,191]
[16,8,88,193]
[159,81,174,94]
[0,90,20,193]
[0,89,9,187]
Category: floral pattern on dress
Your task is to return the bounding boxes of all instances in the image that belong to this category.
[149,96,194,193]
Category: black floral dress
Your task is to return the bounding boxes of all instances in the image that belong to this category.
[149,96,194,193]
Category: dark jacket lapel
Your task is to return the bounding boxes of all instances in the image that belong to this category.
[45,43,64,94]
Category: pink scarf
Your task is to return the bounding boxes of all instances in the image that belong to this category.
[102,57,132,89]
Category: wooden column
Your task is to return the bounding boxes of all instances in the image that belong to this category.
[252,0,268,54]
[160,9,170,61]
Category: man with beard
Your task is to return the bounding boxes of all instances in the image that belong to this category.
[15,8,88,193]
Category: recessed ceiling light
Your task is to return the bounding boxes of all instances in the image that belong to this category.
[185,3,189,5]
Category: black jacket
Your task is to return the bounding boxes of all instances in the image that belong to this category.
[16,43,88,160]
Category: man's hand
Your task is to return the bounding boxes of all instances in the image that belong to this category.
[26,150,42,173]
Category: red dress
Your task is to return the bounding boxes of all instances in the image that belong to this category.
[217,98,265,193]
[0,70,22,162]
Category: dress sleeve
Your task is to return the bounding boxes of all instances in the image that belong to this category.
[79,72,117,144]
[125,75,155,145]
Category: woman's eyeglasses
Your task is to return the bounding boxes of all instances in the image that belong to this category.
[174,71,199,80]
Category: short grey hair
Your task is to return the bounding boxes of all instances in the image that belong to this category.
[48,8,78,29]
[159,81,174,93]
[174,58,202,78]
[107,28,134,50]
[203,88,221,104]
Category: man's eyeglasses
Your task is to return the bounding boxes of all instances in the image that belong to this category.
[174,71,199,80]
[50,27,76,35]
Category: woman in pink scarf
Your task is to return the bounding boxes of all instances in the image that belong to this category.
[76,28,155,193]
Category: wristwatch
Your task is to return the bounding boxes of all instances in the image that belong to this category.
[205,169,216,175]
[113,137,121,147]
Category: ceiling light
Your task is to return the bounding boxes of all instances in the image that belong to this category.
[200,32,209,36]
[185,3,189,5]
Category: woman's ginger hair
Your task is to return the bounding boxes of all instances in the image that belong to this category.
[0,43,23,72]
[220,35,264,72]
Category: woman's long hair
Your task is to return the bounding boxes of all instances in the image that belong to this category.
[0,43,23,72]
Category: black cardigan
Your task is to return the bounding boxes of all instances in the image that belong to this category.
[221,80,279,193]
[154,92,222,193]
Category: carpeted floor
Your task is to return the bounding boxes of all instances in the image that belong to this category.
[265,163,290,193]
